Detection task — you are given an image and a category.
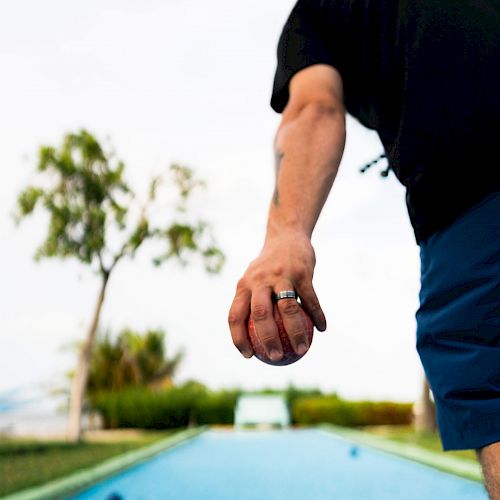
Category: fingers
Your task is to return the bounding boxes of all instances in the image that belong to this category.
[251,286,283,362]
[228,283,254,358]
[275,282,310,356]
[296,281,327,332]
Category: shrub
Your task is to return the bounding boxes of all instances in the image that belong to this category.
[90,385,241,429]
[194,390,240,425]
[292,397,412,426]
[91,384,412,429]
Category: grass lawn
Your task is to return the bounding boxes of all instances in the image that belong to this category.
[0,429,178,497]
[360,425,478,462]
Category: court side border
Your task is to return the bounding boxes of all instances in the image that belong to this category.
[319,424,483,483]
[3,426,208,500]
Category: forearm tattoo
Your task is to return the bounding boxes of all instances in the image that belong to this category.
[273,148,284,206]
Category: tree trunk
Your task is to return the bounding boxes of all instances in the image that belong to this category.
[67,273,109,442]
[414,372,437,433]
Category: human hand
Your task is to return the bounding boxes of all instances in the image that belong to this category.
[228,230,326,362]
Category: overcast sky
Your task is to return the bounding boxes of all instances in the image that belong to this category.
[0,0,424,404]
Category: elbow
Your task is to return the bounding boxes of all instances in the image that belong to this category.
[299,100,345,123]
[280,98,345,127]
[274,101,346,165]
[276,99,345,143]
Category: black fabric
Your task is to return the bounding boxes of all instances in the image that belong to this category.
[270,0,500,244]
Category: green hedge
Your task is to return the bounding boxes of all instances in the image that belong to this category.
[91,385,413,429]
[90,386,240,429]
[291,397,412,426]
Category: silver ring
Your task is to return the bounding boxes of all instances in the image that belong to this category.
[274,290,297,301]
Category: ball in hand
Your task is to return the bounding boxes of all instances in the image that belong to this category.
[247,302,314,366]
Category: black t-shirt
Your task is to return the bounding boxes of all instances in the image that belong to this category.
[270,0,500,244]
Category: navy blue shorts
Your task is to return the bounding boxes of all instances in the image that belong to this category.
[416,191,500,451]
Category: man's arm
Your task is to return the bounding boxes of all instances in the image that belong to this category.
[228,63,346,361]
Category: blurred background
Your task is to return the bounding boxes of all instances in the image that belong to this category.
[0,0,423,436]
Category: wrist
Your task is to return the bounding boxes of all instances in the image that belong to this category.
[264,220,312,245]
[265,206,313,240]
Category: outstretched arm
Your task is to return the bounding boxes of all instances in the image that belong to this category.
[229,63,346,361]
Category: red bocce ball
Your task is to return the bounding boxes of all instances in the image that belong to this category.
[247,302,314,366]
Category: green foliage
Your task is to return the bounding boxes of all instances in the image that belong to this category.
[16,187,44,216]
[195,390,241,425]
[15,129,225,275]
[87,329,183,393]
[16,130,129,265]
[251,384,326,413]
[201,246,225,273]
[283,383,325,408]
[170,163,206,208]
[153,221,224,273]
[291,397,413,427]
[90,384,242,429]
[91,383,411,430]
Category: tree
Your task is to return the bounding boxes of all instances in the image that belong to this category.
[87,328,183,393]
[15,129,224,441]
[413,370,437,433]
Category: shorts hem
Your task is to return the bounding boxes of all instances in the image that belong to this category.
[442,430,500,451]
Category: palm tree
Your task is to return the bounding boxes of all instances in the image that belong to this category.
[87,328,183,393]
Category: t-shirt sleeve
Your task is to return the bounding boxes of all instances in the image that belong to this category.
[270,0,336,114]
